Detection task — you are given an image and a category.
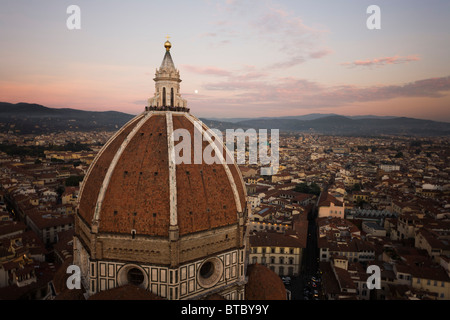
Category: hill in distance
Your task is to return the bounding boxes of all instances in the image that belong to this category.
[205,113,398,123]
[1,102,449,136]
[0,102,134,134]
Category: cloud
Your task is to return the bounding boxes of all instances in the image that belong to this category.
[252,5,331,69]
[309,49,333,59]
[307,76,450,108]
[341,55,420,68]
[203,80,269,92]
[200,75,450,110]
[206,1,331,70]
[181,65,232,77]
[253,6,324,41]
[182,64,268,88]
[267,48,333,69]
[234,71,268,81]
[267,56,306,69]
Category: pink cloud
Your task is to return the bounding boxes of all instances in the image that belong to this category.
[246,4,331,69]
[267,49,333,69]
[267,56,306,69]
[201,75,450,111]
[181,65,232,77]
[181,64,268,84]
[342,55,420,68]
[309,49,333,59]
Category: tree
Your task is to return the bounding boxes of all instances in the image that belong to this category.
[356,198,367,208]
[56,185,65,197]
[65,175,84,186]
[294,182,321,196]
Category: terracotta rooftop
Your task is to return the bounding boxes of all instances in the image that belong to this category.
[26,210,74,230]
[245,263,286,300]
[0,220,27,237]
[318,192,343,207]
[249,230,307,249]
[88,284,164,300]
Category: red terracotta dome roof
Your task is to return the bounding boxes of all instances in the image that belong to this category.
[245,263,287,300]
[88,284,164,300]
[78,112,246,237]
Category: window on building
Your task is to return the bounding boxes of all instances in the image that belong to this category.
[127,268,144,286]
[200,262,214,279]
[162,87,166,106]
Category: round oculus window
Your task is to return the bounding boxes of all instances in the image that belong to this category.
[197,257,223,289]
[127,267,145,286]
[117,264,148,289]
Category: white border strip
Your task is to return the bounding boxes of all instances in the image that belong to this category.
[166,112,178,227]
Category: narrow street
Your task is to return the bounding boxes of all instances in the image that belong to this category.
[285,206,321,300]
[304,208,319,276]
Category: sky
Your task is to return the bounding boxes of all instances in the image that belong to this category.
[0,0,449,121]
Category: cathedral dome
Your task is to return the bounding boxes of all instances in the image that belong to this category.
[73,40,248,300]
[77,111,246,237]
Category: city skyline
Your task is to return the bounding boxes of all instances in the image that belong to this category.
[1,0,450,121]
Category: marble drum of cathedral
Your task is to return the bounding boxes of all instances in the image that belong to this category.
[73,40,249,300]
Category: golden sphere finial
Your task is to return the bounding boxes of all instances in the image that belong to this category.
[164,35,171,51]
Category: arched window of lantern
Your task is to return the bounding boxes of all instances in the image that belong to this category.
[162,87,166,106]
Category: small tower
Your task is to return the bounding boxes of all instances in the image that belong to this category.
[147,39,188,110]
